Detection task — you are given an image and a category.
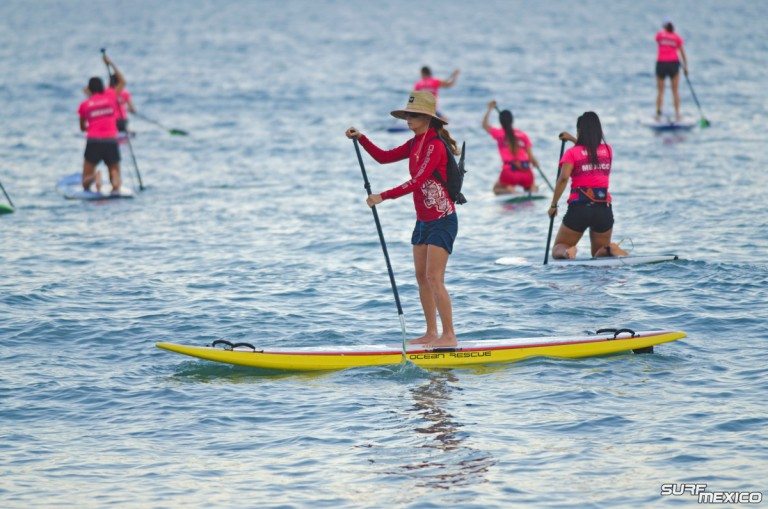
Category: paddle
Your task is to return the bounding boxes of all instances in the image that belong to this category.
[543,140,567,265]
[0,177,15,210]
[101,49,145,191]
[494,105,554,192]
[133,111,189,136]
[352,138,408,362]
[683,72,710,128]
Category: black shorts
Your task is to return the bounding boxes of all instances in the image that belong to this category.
[562,203,614,234]
[411,213,458,254]
[656,61,680,79]
[84,139,120,166]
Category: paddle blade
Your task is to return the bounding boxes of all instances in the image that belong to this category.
[699,118,711,128]
[169,129,189,136]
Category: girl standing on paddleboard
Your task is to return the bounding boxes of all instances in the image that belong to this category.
[78,54,126,193]
[548,112,627,260]
[655,20,688,122]
[346,91,460,348]
[482,100,541,195]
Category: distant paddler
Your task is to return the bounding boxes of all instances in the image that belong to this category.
[655,20,688,122]
[548,112,628,259]
[78,53,126,193]
[482,100,541,195]
[414,66,460,118]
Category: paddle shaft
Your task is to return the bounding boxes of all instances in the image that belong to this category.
[0,179,14,208]
[543,140,567,265]
[352,138,408,360]
[101,49,145,190]
[683,73,708,121]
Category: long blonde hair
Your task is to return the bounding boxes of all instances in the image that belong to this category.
[430,118,460,155]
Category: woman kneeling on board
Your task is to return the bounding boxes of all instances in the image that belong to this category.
[346,91,460,348]
[548,112,627,259]
[482,100,540,194]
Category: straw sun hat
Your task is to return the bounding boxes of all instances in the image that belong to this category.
[390,91,447,125]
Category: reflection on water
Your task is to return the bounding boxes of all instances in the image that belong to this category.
[397,371,496,490]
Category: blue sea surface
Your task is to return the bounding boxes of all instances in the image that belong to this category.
[1,0,767,507]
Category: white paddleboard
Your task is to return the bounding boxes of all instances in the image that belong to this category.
[56,173,134,201]
[496,254,679,267]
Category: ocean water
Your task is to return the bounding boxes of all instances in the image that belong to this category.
[1,0,767,507]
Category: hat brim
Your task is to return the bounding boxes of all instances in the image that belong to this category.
[390,109,448,125]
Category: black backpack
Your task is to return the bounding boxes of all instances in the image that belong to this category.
[432,136,467,205]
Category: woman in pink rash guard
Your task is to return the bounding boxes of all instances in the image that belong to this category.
[77,54,126,193]
[548,112,628,260]
[345,91,461,348]
[482,100,541,194]
[655,21,688,121]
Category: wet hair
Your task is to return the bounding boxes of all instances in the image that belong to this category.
[499,109,518,160]
[109,74,118,87]
[421,66,432,77]
[664,22,674,32]
[88,77,104,94]
[430,118,460,155]
[575,112,606,167]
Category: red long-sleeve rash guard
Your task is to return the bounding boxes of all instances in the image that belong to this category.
[358,128,456,222]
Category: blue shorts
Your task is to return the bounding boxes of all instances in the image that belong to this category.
[411,213,458,254]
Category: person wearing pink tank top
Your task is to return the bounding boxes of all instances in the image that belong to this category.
[548,112,628,260]
[655,21,689,121]
[77,54,126,193]
[413,66,460,116]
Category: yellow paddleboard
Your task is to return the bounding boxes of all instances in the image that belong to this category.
[156,329,686,372]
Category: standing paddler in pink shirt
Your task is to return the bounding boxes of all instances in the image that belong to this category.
[414,66,460,118]
[655,20,688,121]
[77,53,126,193]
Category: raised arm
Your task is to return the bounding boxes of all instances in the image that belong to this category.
[482,100,496,133]
[440,69,460,88]
[104,54,126,95]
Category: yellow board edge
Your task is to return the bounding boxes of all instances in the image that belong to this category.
[156,331,686,372]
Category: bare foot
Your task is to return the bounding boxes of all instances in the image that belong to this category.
[607,242,629,257]
[408,332,439,345]
[424,333,458,349]
[565,246,577,259]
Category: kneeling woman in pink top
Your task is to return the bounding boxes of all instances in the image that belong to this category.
[548,112,628,259]
[345,91,460,348]
[482,100,540,195]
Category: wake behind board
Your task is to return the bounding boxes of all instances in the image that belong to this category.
[56,172,134,200]
[156,329,686,371]
[496,254,679,267]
